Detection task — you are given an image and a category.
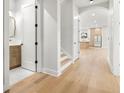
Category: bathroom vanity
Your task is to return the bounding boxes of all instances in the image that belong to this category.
[9,43,22,70]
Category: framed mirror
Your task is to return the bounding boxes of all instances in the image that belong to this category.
[9,16,16,38]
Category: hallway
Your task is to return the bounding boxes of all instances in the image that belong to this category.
[7,48,119,93]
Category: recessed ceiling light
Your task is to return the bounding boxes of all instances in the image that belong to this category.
[90,0,94,4]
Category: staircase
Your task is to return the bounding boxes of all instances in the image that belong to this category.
[60,51,72,72]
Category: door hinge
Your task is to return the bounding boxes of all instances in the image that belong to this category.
[35,24,38,27]
[35,42,38,45]
[35,60,38,64]
[35,6,38,9]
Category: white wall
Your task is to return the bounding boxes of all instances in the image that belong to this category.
[4,0,9,91]
[14,0,35,42]
[102,27,109,48]
[113,0,120,76]
[73,0,80,60]
[9,0,16,15]
[61,0,73,57]
[109,0,120,76]
[43,0,59,75]
[0,0,3,92]
[9,0,36,42]
[15,0,35,13]
[108,0,114,69]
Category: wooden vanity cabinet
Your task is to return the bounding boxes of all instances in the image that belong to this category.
[9,45,21,69]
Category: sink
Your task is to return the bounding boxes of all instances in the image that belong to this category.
[9,39,22,46]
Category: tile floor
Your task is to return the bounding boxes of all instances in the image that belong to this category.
[9,67,34,86]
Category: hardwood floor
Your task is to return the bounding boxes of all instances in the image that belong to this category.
[7,48,119,93]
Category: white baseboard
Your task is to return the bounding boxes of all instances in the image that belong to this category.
[61,61,72,72]
[107,56,115,76]
[73,57,79,63]
[107,56,120,76]
[4,86,10,92]
[112,67,120,76]
[107,56,112,71]
[43,68,61,77]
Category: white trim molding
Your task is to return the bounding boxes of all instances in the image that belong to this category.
[43,68,61,77]
[112,67,120,76]
[107,56,113,73]
[60,61,72,72]
[73,57,79,64]
[107,56,120,76]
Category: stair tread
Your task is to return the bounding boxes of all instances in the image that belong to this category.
[60,50,72,71]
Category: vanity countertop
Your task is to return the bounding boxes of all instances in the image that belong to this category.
[9,40,22,46]
[9,44,22,46]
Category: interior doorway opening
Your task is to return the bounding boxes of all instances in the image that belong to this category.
[8,0,39,86]
[80,27,103,50]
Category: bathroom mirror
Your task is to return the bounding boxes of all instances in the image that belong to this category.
[9,16,16,38]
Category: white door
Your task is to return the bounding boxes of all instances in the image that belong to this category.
[22,4,36,71]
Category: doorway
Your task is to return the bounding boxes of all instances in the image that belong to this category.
[89,28,102,48]
[79,27,105,54]
[8,0,38,86]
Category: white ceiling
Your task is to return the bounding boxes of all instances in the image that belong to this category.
[79,7,109,29]
[76,0,109,8]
